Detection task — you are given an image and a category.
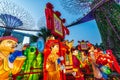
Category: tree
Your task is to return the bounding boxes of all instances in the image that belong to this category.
[30,27,51,43]
[60,0,93,15]
[38,27,51,42]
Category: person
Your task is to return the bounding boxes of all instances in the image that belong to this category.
[46,43,60,80]
[88,45,102,79]
[72,49,84,80]
[0,36,26,80]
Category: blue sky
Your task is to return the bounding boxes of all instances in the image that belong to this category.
[12,0,102,46]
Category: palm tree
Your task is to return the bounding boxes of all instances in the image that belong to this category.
[30,27,51,43]
[38,27,51,42]
[30,35,39,43]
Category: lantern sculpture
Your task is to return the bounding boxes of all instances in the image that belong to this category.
[45,2,69,40]
[0,36,26,79]
[44,37,67,80]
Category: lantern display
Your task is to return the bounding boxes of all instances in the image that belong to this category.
[45,2,69,40]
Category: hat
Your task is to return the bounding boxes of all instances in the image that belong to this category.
[0,36,18,42]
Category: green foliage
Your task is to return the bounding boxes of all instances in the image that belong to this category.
[38,27,51,42]
[95,0,120,51]
[30,27,51,43]
[30,35,39,43]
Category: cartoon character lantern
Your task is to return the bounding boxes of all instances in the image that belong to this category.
[72,48,84,80]
[0,36,26,79]
[44,39,66,80]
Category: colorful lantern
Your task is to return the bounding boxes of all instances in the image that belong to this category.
[100,66,111,75]
[45,2,69,40]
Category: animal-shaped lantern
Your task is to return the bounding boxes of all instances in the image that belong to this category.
[0,36,26,79]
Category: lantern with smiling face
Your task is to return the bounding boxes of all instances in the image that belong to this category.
[0,36,26,79]
[0,36,18,55]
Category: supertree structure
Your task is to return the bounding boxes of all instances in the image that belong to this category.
[0,0,35,36]
[93,0,120,57]
[60,0,94,15]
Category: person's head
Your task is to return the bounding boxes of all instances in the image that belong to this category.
[73,50,79,56]
[46,35,55,42]
[71,48,78,56]
[89,45,95,51]
[51,43,59,53]
[0,36,18,53]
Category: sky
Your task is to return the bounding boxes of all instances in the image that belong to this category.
[12,0,102,46]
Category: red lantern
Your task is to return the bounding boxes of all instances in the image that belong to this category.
[45,2,69,40]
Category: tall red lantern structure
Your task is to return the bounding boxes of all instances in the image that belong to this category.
[44,2,70,80]
[45,2,69,40]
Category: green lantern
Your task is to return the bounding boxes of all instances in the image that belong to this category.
[100,66,111,75]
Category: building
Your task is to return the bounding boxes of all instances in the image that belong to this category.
[0,27,34,43]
